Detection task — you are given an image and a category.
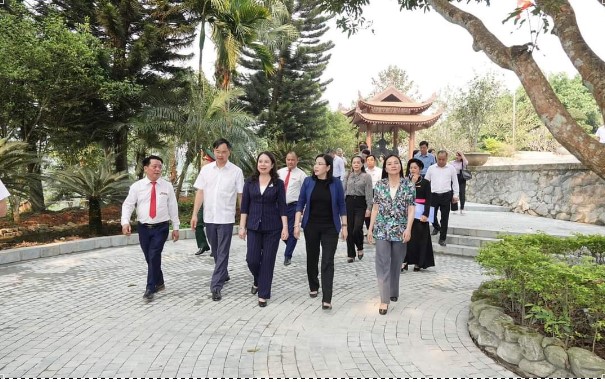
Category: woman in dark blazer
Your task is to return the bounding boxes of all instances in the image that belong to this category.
[239,152,288,307]
[294,154,347,310]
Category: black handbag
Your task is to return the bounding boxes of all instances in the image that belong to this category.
[461,167,472,180]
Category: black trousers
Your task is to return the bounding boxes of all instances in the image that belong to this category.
[457,174,467,210]
[138,221,169,291]
[303,223,338,304]
[432,191,452,242]
[345,195,366,258]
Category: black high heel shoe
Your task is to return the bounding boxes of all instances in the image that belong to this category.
[357,250,364,260]
[258,299,267,307]
[251,285,258,294]
[309,291,318,298]
[322,302,332,310]
[401,263,408,272]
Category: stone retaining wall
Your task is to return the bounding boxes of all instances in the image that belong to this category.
[466,163,605,225]
[469,299,605,378]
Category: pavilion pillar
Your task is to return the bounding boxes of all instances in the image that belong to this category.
[365,124,372,149]
[393,128,399,154]
[408,129,416,159]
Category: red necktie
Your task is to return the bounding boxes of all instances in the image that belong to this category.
[284,169,291,191]
[150,181,157,219]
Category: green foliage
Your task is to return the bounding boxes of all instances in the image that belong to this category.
[0,139,41,200]
[476,233,605,349]
[369,65,419,99]
[51,155,132,233]
[313,109,359,158]
[483,138,514,157]
[236,0,334,142]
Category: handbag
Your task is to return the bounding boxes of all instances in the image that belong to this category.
[461,167,472,180]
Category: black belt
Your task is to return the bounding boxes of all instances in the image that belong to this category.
[138,221,169,228]
[346,195,364,199]
[287,202,297,206]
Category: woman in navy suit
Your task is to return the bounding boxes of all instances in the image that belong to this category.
[239,152,288,307]
[293,154,347,310]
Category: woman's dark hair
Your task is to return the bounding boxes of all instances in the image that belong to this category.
[250,151,279,184]
[313,154,333,182]
[381,154,404,179]
[405,158,424,177]
[350,155,366,173]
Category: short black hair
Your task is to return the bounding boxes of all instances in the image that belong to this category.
[361,149,371,156]
[142,155,163,167]
[313,154,334,182]
[419,140,429,148]
[213,138,232,150]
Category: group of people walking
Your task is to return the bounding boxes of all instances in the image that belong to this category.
[120,137,469,315]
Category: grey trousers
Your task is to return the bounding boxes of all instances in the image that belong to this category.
[206,223,234,292]
[375,239,406,304]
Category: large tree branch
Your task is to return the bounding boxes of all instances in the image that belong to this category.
[538,0,605,119]
[427,0,605,179]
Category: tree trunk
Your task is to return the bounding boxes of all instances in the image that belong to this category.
[88,196,103,235]
[114,125,129,172]
[427,0,605,180]
[199,19,207,84]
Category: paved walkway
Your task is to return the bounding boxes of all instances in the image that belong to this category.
[1,209,603,378]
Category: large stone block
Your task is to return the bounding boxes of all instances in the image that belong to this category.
[496,341,523,365]
[518,359,556,377]
[504,323,532,343]
[476,327,500,348]
[470,299,497,319]
[544,345,569,370]
[518,332,545,361]
[567,347,605,378]
[479,309,514,340]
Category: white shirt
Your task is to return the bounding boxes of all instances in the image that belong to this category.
[425,163,460,197]
[278,166,307,204]
[365,166,382,186]
[333,155,345,181]
[0,179,9,200]
[121,177,180,229]
[193,161,244,224]
[596,125,605,143]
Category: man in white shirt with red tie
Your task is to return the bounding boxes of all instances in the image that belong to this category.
[278,151,307,266]
[121,155,180,300]
[425,150,459,247]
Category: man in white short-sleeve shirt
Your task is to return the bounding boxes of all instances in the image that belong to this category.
[191,138,244,302]
[0,179,10,218]
[277,151,307,266]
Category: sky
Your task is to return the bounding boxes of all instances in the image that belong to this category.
[187,0,605,110]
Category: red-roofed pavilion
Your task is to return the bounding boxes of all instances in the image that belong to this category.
[345,86,443,158]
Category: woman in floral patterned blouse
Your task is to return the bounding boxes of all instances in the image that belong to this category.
[367,154,416,315]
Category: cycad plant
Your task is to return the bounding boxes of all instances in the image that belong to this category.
[52,154,132,234]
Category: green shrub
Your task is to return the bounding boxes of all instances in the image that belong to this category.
[483,138,515,157]
[476,233,605,351]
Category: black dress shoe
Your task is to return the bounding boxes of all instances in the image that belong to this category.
[401,263,408,272]
[413,267,421,272]
[251,285,258,295]
[309,291,318,298]
[431,228,440,235]
[322,303,332,310]
[224,276,231,282]
[156,283,165,292]
[438,239,446,246]
[347,257,355,263]
[143,289,154,300]
[258,299,267,307]
[390,297,398,302]
[212,289,222,301]
[194,248,205,256]
[379,308,388,315]
[284,258,291,266]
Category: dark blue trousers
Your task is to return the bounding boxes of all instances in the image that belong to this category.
[206,223,234,292]
[282,203,298,259]
[137,222,169,291]
[247,229,281,299]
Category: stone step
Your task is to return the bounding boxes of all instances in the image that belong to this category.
[437,233,500,247]
[432,242,479,257]
[463,202,511,213]
[448,226,522,239]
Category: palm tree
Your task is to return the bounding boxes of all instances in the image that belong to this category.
[52,155,131,234]
[140,75,258,195]
[212,0,298,89]
[0,139,41,222]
